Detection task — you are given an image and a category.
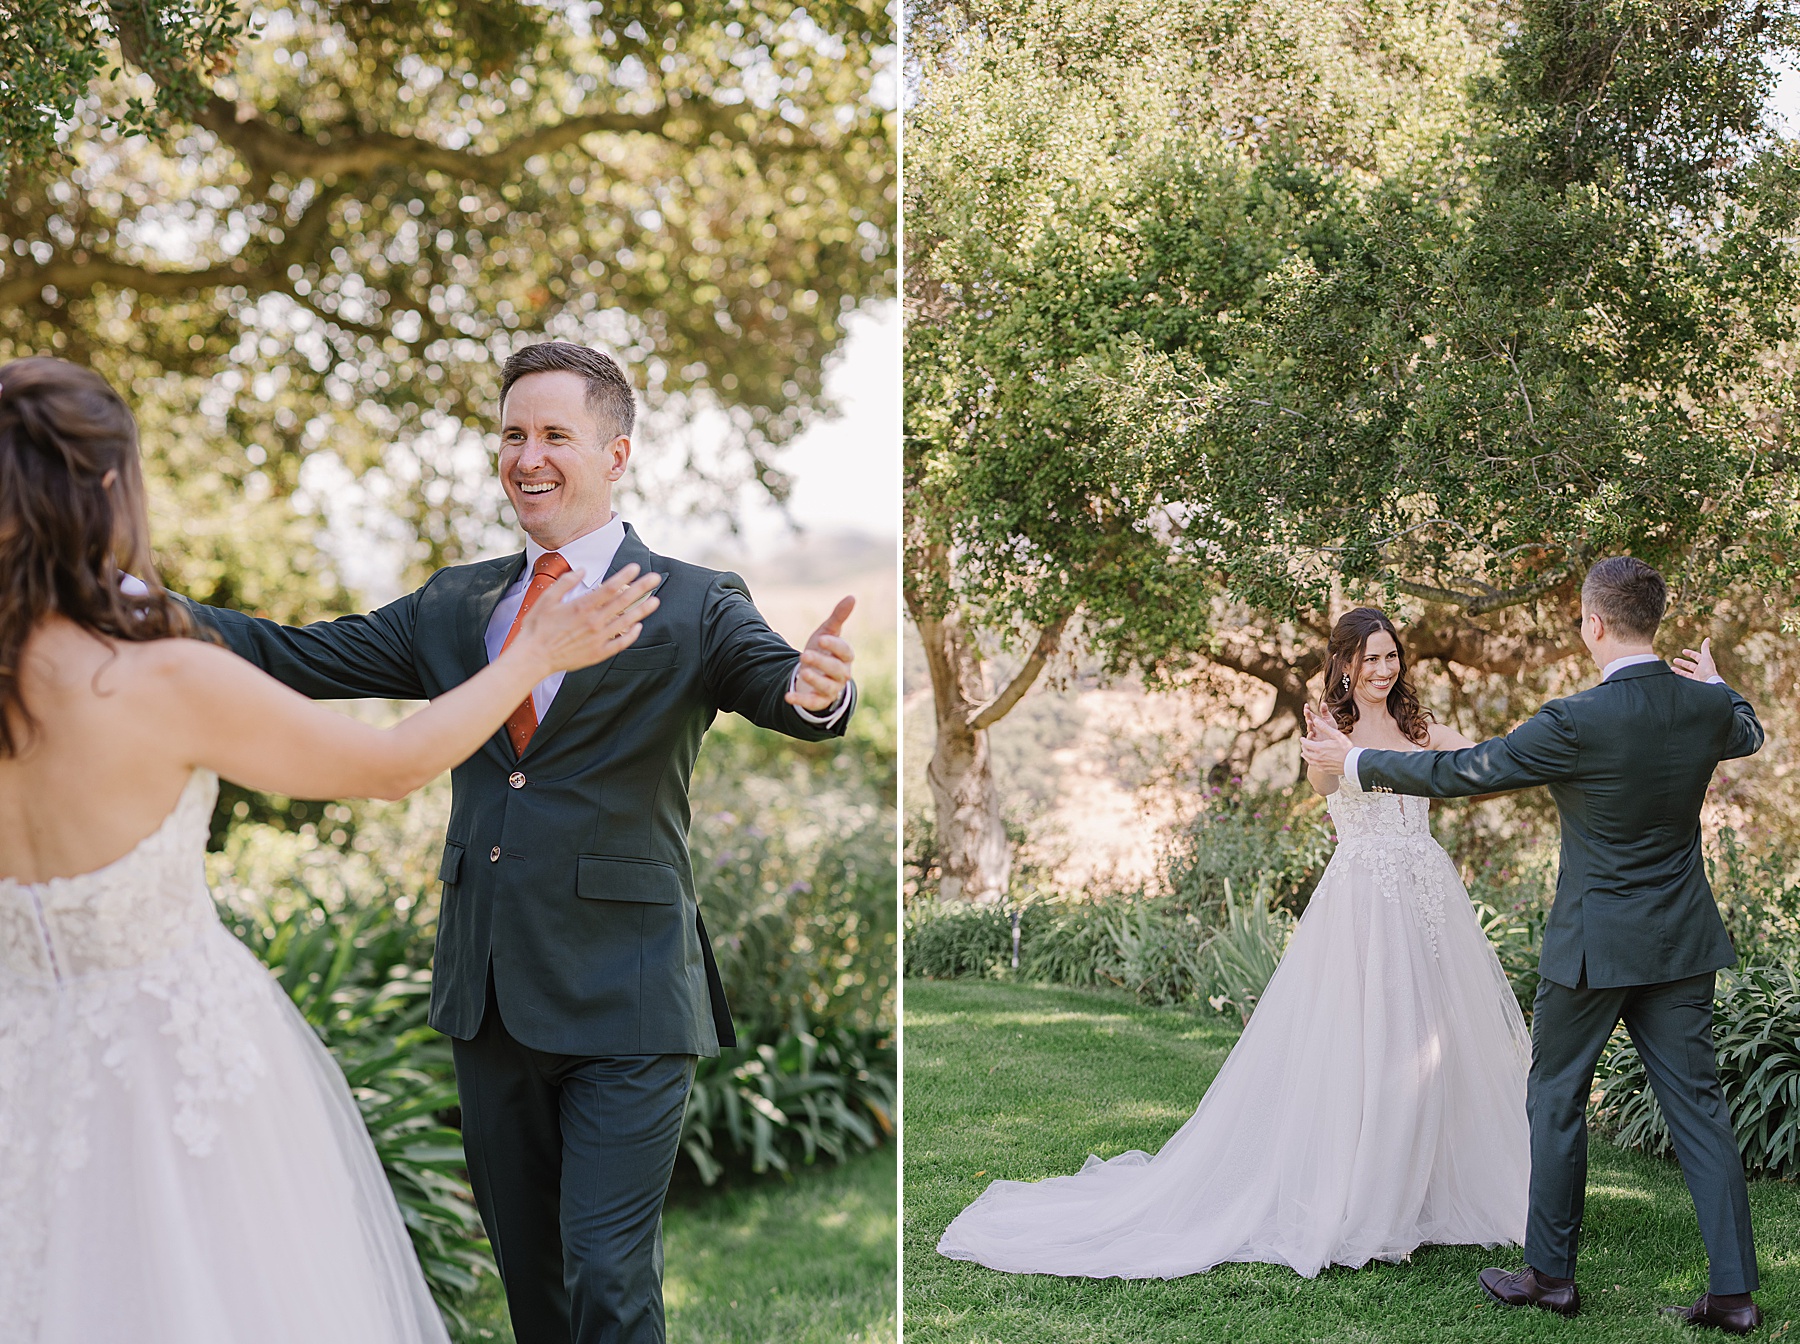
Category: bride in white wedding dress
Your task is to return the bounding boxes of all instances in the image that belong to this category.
[938,607,1531,1279]
[0,357,661,1342]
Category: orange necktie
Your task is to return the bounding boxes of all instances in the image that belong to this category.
[499,551,572,755]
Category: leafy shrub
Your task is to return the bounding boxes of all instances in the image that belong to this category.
[1164,785,1332,918]
[1590,961,1800,1179]
[681,1024,896,1184]
[1015,900,1116,989]
[1709,828,1800,959]
[905,881,1293,1020]
[1204,878,1293,1023]
[689,713,897,1039]
[903,899,1014,978]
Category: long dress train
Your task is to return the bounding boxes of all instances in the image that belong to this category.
[937,785,1531,1279]
[0,769,452,1342]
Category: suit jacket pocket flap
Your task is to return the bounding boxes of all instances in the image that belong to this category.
[438,842,464,884]
[577,855,681,904]
[606,642,679,672]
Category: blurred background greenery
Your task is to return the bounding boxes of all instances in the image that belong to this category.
[1,1,896,1337]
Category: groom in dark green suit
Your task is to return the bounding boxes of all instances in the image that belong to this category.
[1302,557,1764,1334]
[186,342,860,1344]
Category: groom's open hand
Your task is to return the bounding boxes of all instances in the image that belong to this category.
[787,596,856,712]
[1300,706,1353,776]
[1671,637,1718,682]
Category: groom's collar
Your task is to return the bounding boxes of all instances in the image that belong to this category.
[524,514,627,588]
[1602,654,1669,683]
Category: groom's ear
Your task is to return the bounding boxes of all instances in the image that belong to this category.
[604,433,631,481]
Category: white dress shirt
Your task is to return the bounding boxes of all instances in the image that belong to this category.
[484,516,630,720]
[484,515,851,728]
[1341,652,1725,794]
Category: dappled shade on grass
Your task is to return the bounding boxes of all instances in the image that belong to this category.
[905,980,1798,1344]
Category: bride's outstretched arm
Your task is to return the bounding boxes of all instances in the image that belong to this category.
[1302,707,1340,794]
[156,567,660,800]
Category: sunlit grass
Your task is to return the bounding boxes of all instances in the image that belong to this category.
[457,1146,896,1343]
[905,979,1799,1344]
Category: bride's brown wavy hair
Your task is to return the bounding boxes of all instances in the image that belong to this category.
[0,357,199,758]
[1320,606,1433,746]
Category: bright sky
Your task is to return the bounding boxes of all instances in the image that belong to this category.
[1772,60,1800,133]
[634,300,900,561]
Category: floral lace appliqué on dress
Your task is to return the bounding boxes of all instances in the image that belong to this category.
[0,770,450,1344]
[1327,787,1450,958]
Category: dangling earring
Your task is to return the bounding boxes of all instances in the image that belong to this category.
[1341,674,1350,692]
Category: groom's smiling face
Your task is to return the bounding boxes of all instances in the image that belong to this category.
[499,370,631,550]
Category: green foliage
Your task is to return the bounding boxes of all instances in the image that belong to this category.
[688,671,898,1038]
[1592,961,1800,1181]
[904,880,1293,1019]
[0,1,248,182]
[1163,784,1332,918]
[905,0,1800,772]
[1710,827,1800,957]
[681,1023,896,1185]
[2,0,893,619]
[902,899,1013,979]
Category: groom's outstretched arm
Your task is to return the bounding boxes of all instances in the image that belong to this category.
[1720,686,1764,761]
[701,574,853,742]
[1354,702,1581,798]
[182,587,429,702]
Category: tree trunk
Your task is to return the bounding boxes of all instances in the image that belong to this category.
[905,542,1069,904]
[915,605,1012,902]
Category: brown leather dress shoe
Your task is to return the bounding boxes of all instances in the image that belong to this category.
[1662,1293,1763,1334]
[1479,1266,1581,1317]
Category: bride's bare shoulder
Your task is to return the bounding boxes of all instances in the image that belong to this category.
[1425,722,1477,750]
[56,629,241,705]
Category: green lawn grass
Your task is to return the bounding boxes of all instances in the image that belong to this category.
[455,1145,897,1343]
[904,979,1800,1344]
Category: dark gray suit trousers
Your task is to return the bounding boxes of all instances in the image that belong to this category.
[455,976,697,1344]
[1527,971,1757,1293]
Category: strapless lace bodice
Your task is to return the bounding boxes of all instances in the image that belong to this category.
[0,769,266,1167]
[1325,785,1435,846]
[0,770,218,983]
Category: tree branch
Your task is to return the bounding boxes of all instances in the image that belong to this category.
[968,612,1070,730]
[1389,571,1569,615]
[192,92,821,188]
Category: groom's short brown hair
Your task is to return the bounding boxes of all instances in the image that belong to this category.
[1582,557,1666,640]
[499,342,636,442]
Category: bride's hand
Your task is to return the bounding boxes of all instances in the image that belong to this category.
[1300,706,1352,775]
[1671,637,1718,682]
[514,565,662,675]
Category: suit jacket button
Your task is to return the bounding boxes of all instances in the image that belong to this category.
[508,771,526,789]
[489,846,501,862]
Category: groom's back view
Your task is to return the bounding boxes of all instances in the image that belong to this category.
[1340,557,1764,1331]
[189,342,859,1344]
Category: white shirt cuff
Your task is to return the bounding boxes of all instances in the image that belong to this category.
[788,669,854,729]
[1341,746,1366,794]
[121,573,149,596]
[1707,674,1726,686]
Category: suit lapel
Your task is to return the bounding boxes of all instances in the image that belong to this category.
[524,525,659,758]
[456,551,528,762]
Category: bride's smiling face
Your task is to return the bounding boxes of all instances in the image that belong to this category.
[1353,630,1402,706]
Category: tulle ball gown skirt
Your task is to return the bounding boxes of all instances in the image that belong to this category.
[938,804,1531,1280]
[0,770,450,1343]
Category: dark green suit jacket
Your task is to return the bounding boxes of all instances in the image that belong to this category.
[190,524,852,1056]
[1353,661,1762,989]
